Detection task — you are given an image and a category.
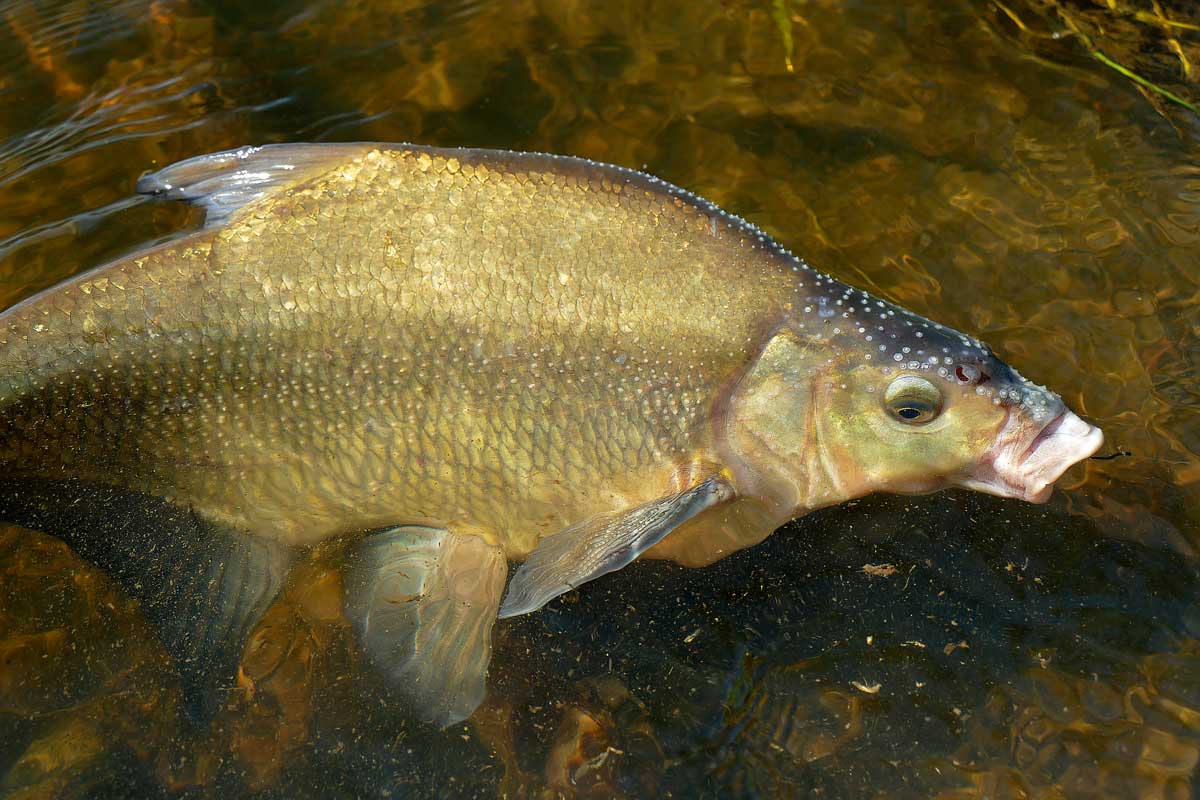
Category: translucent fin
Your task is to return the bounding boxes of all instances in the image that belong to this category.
[343,526,507,728]
[0,478,295,720]
[498,476,735,619]
[135,143,375,227]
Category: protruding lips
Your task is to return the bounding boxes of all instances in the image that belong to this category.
[962,408,1104,503]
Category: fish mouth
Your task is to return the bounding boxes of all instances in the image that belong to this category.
[961,408,1104,503]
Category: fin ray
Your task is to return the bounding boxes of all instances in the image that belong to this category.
[499,476,735,619]
[136,143,377,227]
[0,478,295,719]
[343,526,506,727]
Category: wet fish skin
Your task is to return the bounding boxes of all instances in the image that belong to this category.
[0,144,1103,725]
[0,145,797,554]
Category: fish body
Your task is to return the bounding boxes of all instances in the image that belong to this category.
[2,146,792,555]
[0,144,1103,724]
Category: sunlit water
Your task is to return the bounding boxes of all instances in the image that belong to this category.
[1,0,1198,797]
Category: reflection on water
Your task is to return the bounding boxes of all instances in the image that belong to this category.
[0,0,1198,796]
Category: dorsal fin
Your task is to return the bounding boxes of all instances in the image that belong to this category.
[135,143,377,227]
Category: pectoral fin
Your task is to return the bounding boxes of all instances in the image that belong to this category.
[343,526,507,727]
[498,475,735,619]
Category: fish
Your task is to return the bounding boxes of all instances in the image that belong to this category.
[0,143,1103,726]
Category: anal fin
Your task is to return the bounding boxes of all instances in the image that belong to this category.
[499,475,735,619]
[343,526,507,728]
[0,478,295,720]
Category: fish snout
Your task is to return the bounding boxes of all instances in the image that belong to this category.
[961,408,1103,503]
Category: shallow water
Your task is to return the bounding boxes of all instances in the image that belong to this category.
[0,0,1198,797]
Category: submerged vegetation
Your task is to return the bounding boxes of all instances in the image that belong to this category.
[988,0,1200,117]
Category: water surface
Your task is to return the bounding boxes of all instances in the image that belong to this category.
[1,0,1198,797]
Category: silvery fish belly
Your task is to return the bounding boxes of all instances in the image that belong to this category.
[0,143,1103,726]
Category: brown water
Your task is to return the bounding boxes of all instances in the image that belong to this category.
[1,0,1199,797]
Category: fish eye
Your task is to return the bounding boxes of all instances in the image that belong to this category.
[885,375,942,425]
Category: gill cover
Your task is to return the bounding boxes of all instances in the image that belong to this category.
[719,328,832,515]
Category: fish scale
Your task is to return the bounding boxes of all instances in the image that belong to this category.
[0,146,784,553]
[0,143,1101,725]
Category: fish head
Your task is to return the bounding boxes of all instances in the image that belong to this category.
[813,317,1104,506]
[721,300,1103,518]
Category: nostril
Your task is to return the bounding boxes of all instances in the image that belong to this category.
[954,364,991,385]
